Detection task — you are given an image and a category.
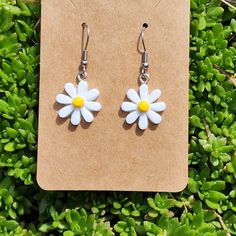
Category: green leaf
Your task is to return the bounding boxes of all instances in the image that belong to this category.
[6,127,18,138]
[4,141,16,152]
[0,99,9,113]
[208,7,224,17]
[63,231,75,236]
[190,115,204,129]
[0,219,18,231]
[131,210,140,217]
[147,198,158,211]
[0,177,12,188]
[230,18,236,32]
[205,199,220,209]
[229,190,236,198]
[208,190,227,202]
[198,17,207,30]
[188,178,199,193]
[39,223,54,233]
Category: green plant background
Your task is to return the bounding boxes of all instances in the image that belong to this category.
[0,0,236,235]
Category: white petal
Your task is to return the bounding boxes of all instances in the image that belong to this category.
[64,83,77,98]
[151,102,166,112]
[127,89,140,104]
[139,84,149,100]
[121,102,137,112]
[58,105,74,118]
[56,94,72,104]
[81,107,94,122]
[77,81,88,95]
[138,114,148,130]
[126,111,140,124]
[148,89,161,103]
[71,109,81,125]
[86,89,100,101]
[85,101,102,111]
[147,110,162,124]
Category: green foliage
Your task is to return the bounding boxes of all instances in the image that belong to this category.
[0,0,235,235]
[39,207,114,236]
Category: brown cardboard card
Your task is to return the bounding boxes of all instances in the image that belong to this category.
[37,0,189,191]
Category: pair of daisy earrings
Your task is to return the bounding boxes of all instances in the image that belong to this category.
[56,23,166,130]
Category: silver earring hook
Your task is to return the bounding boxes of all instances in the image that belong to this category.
[139,24,150,84]
[78,23,89,81]
[141,26,147,52]
[82,23,89,51]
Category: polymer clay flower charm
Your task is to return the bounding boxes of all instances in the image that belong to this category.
[121,83,166,130]
[56,81,101,126]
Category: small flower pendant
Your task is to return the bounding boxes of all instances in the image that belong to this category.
[121,83,166,130]
[56,81,101,126]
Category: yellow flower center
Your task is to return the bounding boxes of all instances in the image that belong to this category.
[138,100,150,113]
[72,96,85,108]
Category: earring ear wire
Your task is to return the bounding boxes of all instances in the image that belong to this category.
[78,23,90,81]
[121,24,166,130]
[140,26,150,84]
[55,23,102,126]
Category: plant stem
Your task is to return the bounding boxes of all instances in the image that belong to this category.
[216,213,231,236]
[163,229,167,236]
[221,0,236,10]
[213,64,236,88]
[203,119,215,140]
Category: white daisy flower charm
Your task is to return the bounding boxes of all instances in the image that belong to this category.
[121,83,166,130]
[56,81,101,126]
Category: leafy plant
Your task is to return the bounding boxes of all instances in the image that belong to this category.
[0,0,235,235]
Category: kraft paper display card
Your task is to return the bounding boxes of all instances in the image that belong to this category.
[37,0,189,191]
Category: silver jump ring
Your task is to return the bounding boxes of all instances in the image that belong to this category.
[140,73,150,84]
[77,72,87,81]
